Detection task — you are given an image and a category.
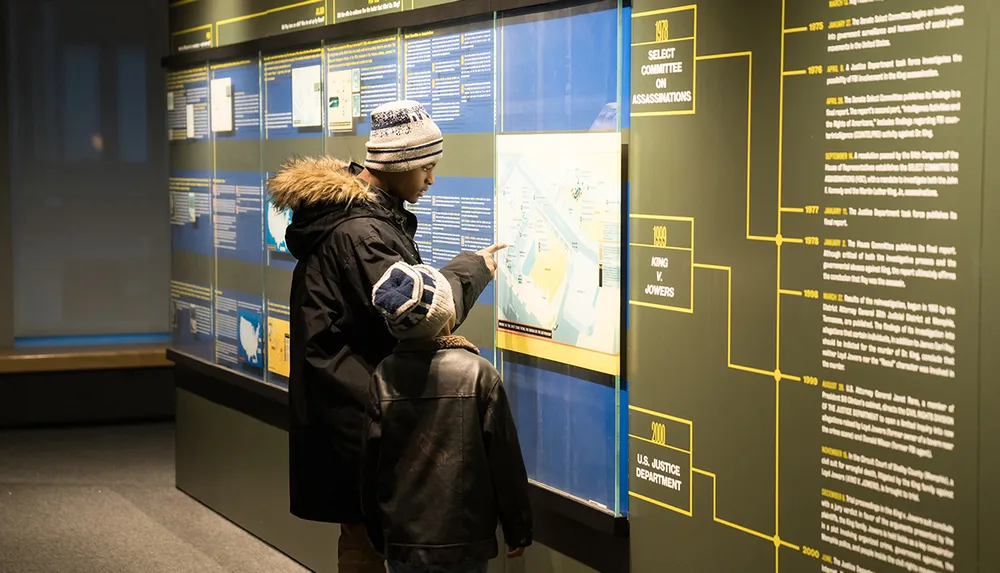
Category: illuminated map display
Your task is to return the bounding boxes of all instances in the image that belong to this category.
[496,132,621,375]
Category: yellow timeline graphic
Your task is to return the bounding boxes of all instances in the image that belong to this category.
[627,1,833,570]
[169,0,328,50]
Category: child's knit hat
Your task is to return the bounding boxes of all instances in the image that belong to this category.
[372,261,455,340]
[365,100,443,172]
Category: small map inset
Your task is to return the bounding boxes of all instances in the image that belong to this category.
[496,132,622,375]
[267,316,291,378]
[266,200,293,253]
[237,309,263,368]
[291,64,323,127]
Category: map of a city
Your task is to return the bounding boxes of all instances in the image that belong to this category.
[496,132,621,374]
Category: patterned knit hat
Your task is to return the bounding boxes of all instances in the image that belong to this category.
[365,100,443,173]
[372,262,455,340]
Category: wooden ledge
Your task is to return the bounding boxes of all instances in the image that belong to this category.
[0,345,171,374]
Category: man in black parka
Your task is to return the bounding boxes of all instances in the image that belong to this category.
[267,100,501,572]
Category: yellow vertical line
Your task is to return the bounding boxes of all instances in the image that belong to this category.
[210,67,218,323]
[777,0,786,235]
[775,4,787,551]
[776,244,781,370]
[727,267,732,367]
[746,53,752,239]
[689,425,694,512]
[775,376,781,534]
[690,221,695,310]
[775,0,786,546]
[500,24,504,133]
[692,6,698,113]
[775,243,781,542]
[330,0,335,25]
[712,472,717,520]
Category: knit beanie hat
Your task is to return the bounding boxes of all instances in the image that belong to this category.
[365,100,443,173]
[372,261,455,340]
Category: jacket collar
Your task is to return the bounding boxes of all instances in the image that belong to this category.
[348,162,418,239]
[395,335,480,355]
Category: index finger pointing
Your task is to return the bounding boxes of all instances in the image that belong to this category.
[486,243,509,253]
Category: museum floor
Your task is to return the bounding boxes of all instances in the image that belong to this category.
[0,422,308,572]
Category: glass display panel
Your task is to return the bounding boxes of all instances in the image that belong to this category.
[211,58,268,383]
[496,1,624,513]
[402,18,498,355]
[324,34,402,161]
[168,65,216,362]
[263,45,327,389]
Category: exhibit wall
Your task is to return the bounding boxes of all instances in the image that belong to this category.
[167,0,630,518]
[626,0,999,571]
[168,0,1000,570]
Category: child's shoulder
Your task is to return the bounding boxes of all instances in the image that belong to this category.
[446,347,499,374]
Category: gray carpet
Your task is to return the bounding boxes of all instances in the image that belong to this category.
[0,423,309,573]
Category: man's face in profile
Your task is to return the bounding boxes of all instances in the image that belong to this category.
[389,162,437,204]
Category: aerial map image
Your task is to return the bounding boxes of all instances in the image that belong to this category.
[496,132,622,374]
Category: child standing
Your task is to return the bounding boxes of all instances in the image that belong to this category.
[362,261,533,573]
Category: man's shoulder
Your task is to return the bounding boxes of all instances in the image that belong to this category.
[327,212,405,247]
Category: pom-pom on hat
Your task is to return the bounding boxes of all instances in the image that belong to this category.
[372,261,455,340]
[365,100,443,173]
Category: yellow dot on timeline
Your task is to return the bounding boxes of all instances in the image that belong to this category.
[773,536,781,548]
[775,234,784,246]
[773,370,782,383]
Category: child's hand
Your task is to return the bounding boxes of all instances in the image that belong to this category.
[506,546,525,558]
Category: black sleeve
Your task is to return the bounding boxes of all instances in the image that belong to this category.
[360,376,385,555]
[349,221,492,328]
[439,252,492,329]
[483,375,533,549]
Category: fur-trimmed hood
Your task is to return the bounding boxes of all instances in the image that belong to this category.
[267,156,375,211]
[268,156,412,261]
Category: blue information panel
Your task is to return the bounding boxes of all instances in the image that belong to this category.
[211,60,262,141]
[213,171,264,265]
[167,67,210,141]
[409,176,494,304]
[505,362,619,509]
[215,289,266,377]
[263,48,325,140]
[170,171,214,257]
[404,22,495,134]
[265,299,291,389]
[170,280,214,362]
[326,35,401,137]
[501,8,619,133]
